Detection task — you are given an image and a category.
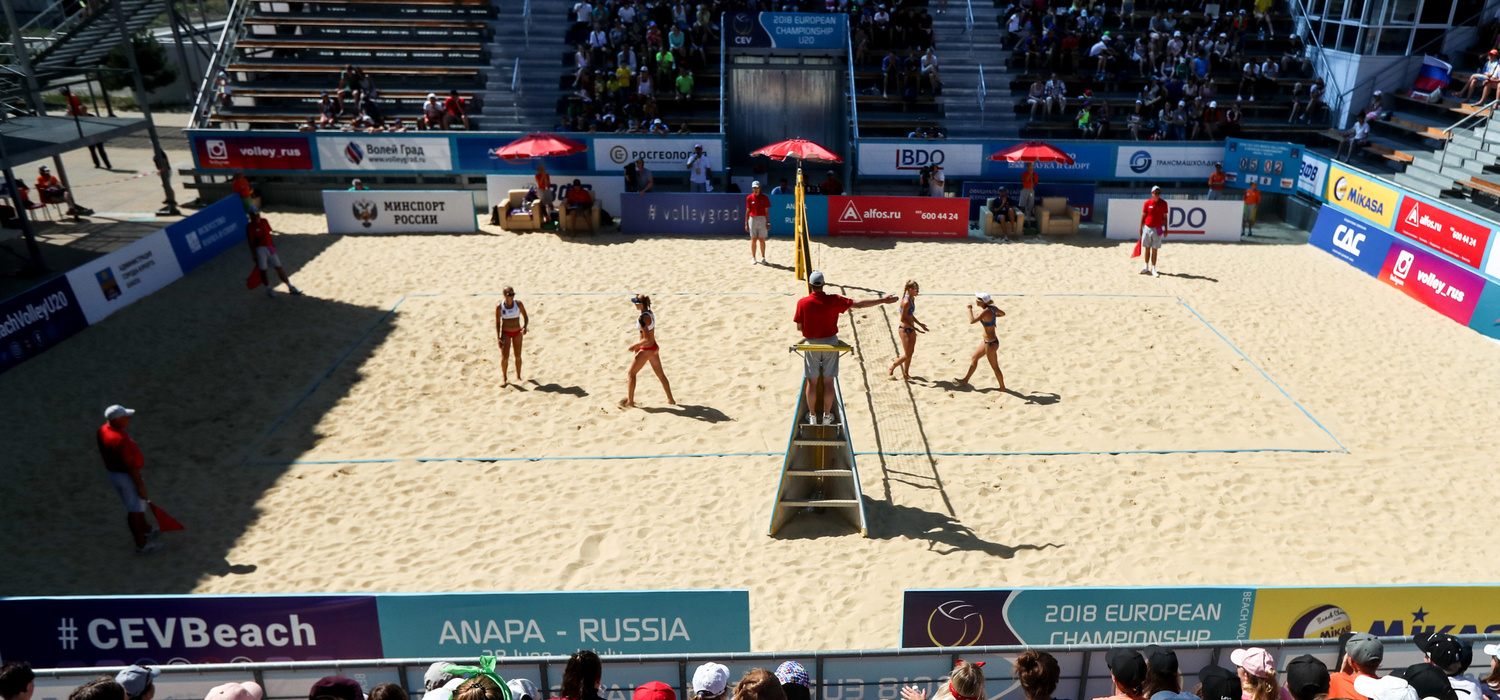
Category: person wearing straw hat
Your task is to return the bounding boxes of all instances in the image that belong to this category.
[958,292,1006,390]
[98,405,163,554]
[746,180,770,265]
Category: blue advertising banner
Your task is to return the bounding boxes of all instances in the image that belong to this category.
[960,181,1096,221]
[725,12,846,50]
[1308,204,1395,277]
[0,595,385,667]
[455,135,591,174]
[0,275,89,375]
[375,590,751,657]
[982,142,1117,181]
[162,196,249,274]
[903,587,1254,648]
[1224,139,1300,193]
[1467,282,1500,340]
[619,193,745,235]
[767,194,829,236]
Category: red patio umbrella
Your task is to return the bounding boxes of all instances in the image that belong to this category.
[493,133,588,161]
[750,138,844,163]
[988,141,1075,165]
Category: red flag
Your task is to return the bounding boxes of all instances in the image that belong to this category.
[1130,238,1142,259]
[149,502,185,531]
[246,267,263,289]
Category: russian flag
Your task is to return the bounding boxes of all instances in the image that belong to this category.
[1413,55,1452,92]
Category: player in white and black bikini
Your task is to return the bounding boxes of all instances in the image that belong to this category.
[494,286,529,385]
[623,294,675,408]
[957,292,1006,391]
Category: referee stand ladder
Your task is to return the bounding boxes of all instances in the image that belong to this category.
[768,342,869,537]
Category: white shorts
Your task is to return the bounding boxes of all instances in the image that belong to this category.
[107,471,146,513]
[1141,225,1163,249]
[255,246,281,270]
[748,215,768,239]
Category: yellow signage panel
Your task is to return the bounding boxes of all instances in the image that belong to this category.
[1250,586,1500,640]
[1325,163,1401,229]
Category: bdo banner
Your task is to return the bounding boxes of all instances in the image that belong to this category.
[0,595,384,667]
[193,135,313,171]
[0,276,90,375]
[1223,138,1299,193]
[1392,196,1493,269]
[376,590,750,657]
[827,196,968,238]
[1378,240,1486,324]
[1103,199,1242,242]
[1325,163,1399,228]
[323,190,477,234]
[317,136,453,172]
[1308,205,1394,277]
[856,142,985,178]
[619,193,745,235]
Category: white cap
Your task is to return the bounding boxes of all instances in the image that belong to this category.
[1151,185,1162,192]
[692,663,731,696]
[752,180,761,188]
[694,143,703,148]
[1179,100,1186,106]
[1353,676,1417,700]
[1210,100,1217,107]
[1374,89,1383,95]
[1484,644,1500,656]
[427,93,437,99]
[975,292,992,303]
[808,270,826,287]
[1174,30,1181,36]
[105,405,136,420]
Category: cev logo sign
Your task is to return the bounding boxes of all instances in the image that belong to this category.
[896,148,946,170]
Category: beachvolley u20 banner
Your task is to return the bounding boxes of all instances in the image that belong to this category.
[902,585,1500,648]
[0,590,750,667]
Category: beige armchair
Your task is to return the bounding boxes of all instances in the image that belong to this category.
[562,202,600,233]
[981,198,1023,239]
[498,189,542,231]
[1037,197,1080,236]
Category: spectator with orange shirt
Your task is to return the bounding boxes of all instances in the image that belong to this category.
[62,86,111,169]
[1208,163,1227,200]
[1242,182,1261,236]
[1329,633,1384,700]
[36,165,91,216]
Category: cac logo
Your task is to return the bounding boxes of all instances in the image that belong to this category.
[927,600,984,647]
[352,199,378,228]
[609,145,630,164]
[344,142,365,166]
[1129,150,1152,174]
[1332,176,1350,202]
[1331,224,1365,255]
[1392,250,1414,280]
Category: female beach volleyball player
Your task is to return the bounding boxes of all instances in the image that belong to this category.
[623,294,676,408]
[495,286,529,385]
[887,280,928,381]
[958,292,1006,391]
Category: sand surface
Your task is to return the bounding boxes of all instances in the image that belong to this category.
[4,216,1500,652]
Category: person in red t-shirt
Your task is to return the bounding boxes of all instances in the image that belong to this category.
[563,179,595,232]
[98,404,163,554]
[247,207,303,297]
[745,181,770,265]
[794,270,897,425]
[62,86,112,169]
[443,89,470,131]
[1208,164,1227,200]
[1328,632,1383,700]
[1139,186,1169,276]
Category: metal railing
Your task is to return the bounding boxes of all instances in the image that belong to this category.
[1439,97,1500,174]
[190,0,252,128]
[13,0,93,59]
[718,21,726,135]
[964,0,974,56]
[847,29,860,140]
[522,0,531,46]
[1284,0,1345,123]
[977,63,986,110]
[511,56,521,95]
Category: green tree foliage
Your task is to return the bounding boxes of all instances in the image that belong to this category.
[100,31,178,92]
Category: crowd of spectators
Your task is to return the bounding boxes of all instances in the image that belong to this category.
[258,64,473,132]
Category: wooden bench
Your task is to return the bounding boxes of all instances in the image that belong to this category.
[245,16,486,28]
[1466,176,1500,198]
[228,62,480,75]
[237,38,483,51]
[1365,142,1414,164]
[231,87,476,100]
[266,0,491,6]
[1377,116,1453,142]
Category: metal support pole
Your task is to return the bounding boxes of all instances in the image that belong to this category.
[110,0,181,214]
[165,0,198,102]
[0,0,45,113]
[96,72,118,116]
[0,138,47,271]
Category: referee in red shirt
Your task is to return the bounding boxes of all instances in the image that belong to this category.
[793,271,896,425]
[745,181,770,265]
[98,405,162,554]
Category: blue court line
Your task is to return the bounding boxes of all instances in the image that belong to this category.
[1175,297,1350,453]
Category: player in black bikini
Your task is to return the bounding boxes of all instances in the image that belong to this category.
[958,292,1006,391]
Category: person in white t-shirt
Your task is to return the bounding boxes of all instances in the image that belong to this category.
[929,165,945,197]
[574,1,592,23]
[1028,79,1047,120]
[1339,114,1370,162]
[1239,60,1260,101]
[686,143,712,192]
[1089,37,1111,78]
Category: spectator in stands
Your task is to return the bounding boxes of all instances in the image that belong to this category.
[62,86,111,169]
[389,118,408,133]
[0,662,35,700]
[820,171,844,195]
[693,664,731,700]
[420,93,443,130]
[1016,649,1063,700]
[903,662,987,700]
[247,208,303,297]
[1197,667,1240,700]
[507,681,540,700]
[337,64,357,94]
[1045,73,1067,116]
[1238,59,1258,101]
[1028,78,1048,120]
[687,143,712,192]
[317,91,337,127]
[1199,100,1222,140]
[574,45,592,85]
[1077,101,1095,136]
[675,67,694,101]
[921,49,941,94]
[1096,649,1149,700]
[733,671,785,700]
[1284,656,1329,700]
[368,685,406,700]
[1328,634,1384,700]
[348,178,367,191]
[655,45,677,90]
[360,94,385,129]
[1128,100,1146,139]
[1477,59,1500,105]
[1364,91,1387,122]
[299,117,318,132]
[36,165,90,216]
[638,67,654,96]
[563,179,595,232]
[649,117,669,135]
[1208,163,1227,199]
[1475,644,1500,700]
[1223,101,1243,139]
[1232,648,1290,700]
[1143,646,1186,700]
[71,678,127,700]
[1455,50,1498,101]
[562,652,606,700]
[1021,33,1043,73]
[444,90,470,130]
[1257,57,1279,99]
[771,178,790,195]
[1416,633,1485,700]
[1338,114,1370,162]
[775,663,810,700]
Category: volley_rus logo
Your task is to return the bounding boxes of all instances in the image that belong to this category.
[1129,150,1153,174]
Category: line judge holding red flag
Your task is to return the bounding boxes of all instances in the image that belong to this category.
[98,405,163,554]
[1137,185,1168,277]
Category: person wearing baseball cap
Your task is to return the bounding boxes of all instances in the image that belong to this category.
[1417,633,1485,700]
[206,682,263,700]
[98,404,164,554]
[776,661,811,700]
[1232,648,1293,700]
[1391,665,1461,700]
[634,683,675,700]
[116,666,160,700]
[1143,645,1186,699]
[746,180,770,265]
[693,663,731,700]
[1285,655,1330,700]
[795,272,897,425]
[508,680,541,700]
[1096,649,1148,700]
[1197,666,1239,700]
[1138,186,1168,277]
[958,292,1006,390]
[1331,632,1385,700]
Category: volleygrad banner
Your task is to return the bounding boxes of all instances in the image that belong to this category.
[0,594,384,667]
[902,587,1254,647]
[827,195,968,238]
[1325,163,1399,228]
[1308,205,1395,277]
[1115,145,1222,180]
[317,136,453,172]
[376,590,751,656]
[1223,139,1299,193]
[1103,199,1242,242]
[619,193,745,235]
[725,12,847,49]
[323,190,477,234]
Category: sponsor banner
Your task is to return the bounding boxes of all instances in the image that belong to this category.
[193,135,314,171]
[0,276,89,375]
[64,230,185,325]
[1308,205,1395,277]
[1298,152,1331,200]
[1103,199,1242,242]
[985,142,1117,181]
[1325,163,1399,228]
[375,590,751,657]
[323,190,476,234]
[1114,145,1222,180]
[619,193,745,235]
[902,587,1254,648]
[1392,196,1493,269]
[826,196,968,238]
[856,142,984,178]
[0,595,384,667]
[485,174,625,214]
[959,181,1096,221]
[1248,586,1500,640]
[1467,282,1500,340]
[593,137,726,174]
[455,137,592,174]
[725,11,847,49]
[317,136,453,172]
[1378,240,1486,324]
[768,194,829,236]
[1223,139,1300,193]
[163,196,249,274]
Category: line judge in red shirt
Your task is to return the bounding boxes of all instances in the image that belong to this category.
[1139,185,1169,277]
[793,271,896,425]
[98,405,162,554]
[745,181,770,265]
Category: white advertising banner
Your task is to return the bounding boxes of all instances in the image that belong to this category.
[317,136,453,171]
[1114,145,1223,179]
[1104,198,1243,242]
[323,190,477,234]
[64,229,185,325]
[485,174,626,213]
[856,142,984,177]
[591,137,725,173]
[1297,153,1330,199]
